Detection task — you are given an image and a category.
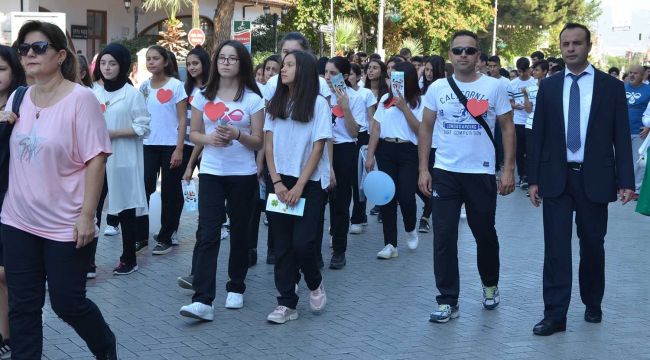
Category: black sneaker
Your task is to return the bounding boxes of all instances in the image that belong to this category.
[418,218,430,233]
[152,242,172,255]
[369,206,380,215]
[177,275,193,289]
[135,240,148,254]
[87,265,97,279]
[95,331,119,359]
[248,249,257,267]
[266,250,276,264]
[113,262,138,276]
[377,212,383,223]
[0,339,11,360]
[329,252,346,270]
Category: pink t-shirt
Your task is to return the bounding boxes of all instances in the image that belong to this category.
[1,84,112,242]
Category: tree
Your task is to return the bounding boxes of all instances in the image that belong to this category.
[252,14,283,53]
[142,0,192,59]
[213,0,236,50]
[333,17,360,54]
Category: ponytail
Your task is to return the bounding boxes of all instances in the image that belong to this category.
[62,48,79,83]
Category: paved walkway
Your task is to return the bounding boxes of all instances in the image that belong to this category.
[42,189,650,359]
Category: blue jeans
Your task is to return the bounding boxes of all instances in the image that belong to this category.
[1,224,114,359]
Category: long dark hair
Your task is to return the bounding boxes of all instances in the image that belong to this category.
[146,45,176,77]
[328,56,352,86]
[422,55,445,93]
[267,50,319,123]
[0,45,27,96]
[202,40,261,102]
[364,59,389,104]
[77,54,92,87]
[16,20,78,82]
[185,46,211,96]
[167,50,180,79]
[384,61,421,109]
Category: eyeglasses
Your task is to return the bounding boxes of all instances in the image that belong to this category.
[217,56,240,65]
[451,47,479,56]
[17,41,51,56]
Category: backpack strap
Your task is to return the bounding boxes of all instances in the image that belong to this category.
[11,86,28,118]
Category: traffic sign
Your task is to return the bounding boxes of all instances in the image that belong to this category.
[188,28,206,46]
[319,24,334,33]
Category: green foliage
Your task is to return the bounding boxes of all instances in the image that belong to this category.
[333,17,360,54]
[252,51,274,66]
[280,0,329,54]
[400,38,424,56]
[142,0,192,25]
[252,14,283,54]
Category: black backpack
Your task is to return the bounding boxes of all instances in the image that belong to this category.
[0,86,28,193]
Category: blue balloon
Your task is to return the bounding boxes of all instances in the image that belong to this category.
[363,171,395,206]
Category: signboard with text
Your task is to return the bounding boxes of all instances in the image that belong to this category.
[187,28,206,46]
[71,25,88,39]
[232,20,252,53]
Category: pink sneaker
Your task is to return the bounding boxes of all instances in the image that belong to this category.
[309,282,327,311]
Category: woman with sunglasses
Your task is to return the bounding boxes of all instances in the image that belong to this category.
[323,57,366,269]
[0,44,27,360]
[348,63,377,234]
[365,61,423,259]
[363,59,389,219]
[1,20,117,359]
[264,50,331,324]
[179,40,264,320]
[92,43,150,276]
[139,45,187,255]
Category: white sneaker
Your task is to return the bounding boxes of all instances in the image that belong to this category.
[171,231,179,246]
[329,236,333,248]
[377,244,398,259]
[349,224,363,234]
[179,302,214,321]
[103,225,120,236]
[309,282,327,311]
[267,306,298,324]
[220,228,229,240]
[460,205,467,219]
[406,230,419,250]
[225,292,244,309]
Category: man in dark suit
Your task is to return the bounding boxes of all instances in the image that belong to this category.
[528,22,635,336]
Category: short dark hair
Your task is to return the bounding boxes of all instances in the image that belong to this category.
[450,30,479,48]
[278,32,310,52]
[547,56,557,63]
[515,57,530,71]
[479,53,488,63]
[411,55,423,63]
[356,52,367,58]
[550,64,564,73]
[399,48,411,56]
[316,56,329,76]
[530,51,545,60]
[369,53,382,61]
[499,68,510,78]
[559,22,591,44]
[487,55,501,64]
[607,67,620,75]
[554,58,565,67]
[533,60,549,72]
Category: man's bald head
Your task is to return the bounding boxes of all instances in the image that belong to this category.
[628,65,645,86]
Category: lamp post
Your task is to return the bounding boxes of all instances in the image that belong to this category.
[377,0,385,59]
[264,6,288,53]
[124,0,139,39]
[492,0,498,55]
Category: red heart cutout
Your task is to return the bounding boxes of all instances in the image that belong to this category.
[384,97,397,109]
[332,105,344,118]
[205,102,228,122]
[188,95,194,105]
[156,88,173,104]
[467,98,489,117]
[100,104,106,113]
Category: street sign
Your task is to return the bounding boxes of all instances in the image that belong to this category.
[319,24,334,33]
[187,28,206,46]
[71,25,88,39]
[232,20,252,53]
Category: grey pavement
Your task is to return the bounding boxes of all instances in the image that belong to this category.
[42,188,650,359]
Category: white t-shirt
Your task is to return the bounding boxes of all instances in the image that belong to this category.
[185,87,201,146]
[354,87,376,132]
[374,93,424,145]
[331,87,367,143]
[524,84,539,129]
[263,96,332,189]
[262,74,331,101]
[497,76,510,90]
[140,77,187,146]
[508,77,537,125]
[191,89,265,176]
[423,74,511,174]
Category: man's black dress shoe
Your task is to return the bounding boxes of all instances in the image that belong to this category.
[533,318,566,336]
[584,309,602,323]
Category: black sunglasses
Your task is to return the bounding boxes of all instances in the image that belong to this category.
[451,47,479,56]
[17,41,51,56]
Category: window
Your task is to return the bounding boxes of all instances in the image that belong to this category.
[87,10,107,57]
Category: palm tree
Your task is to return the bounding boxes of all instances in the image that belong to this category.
[334,17,360,55]
[213,0,236,49]
[142,0,192,60]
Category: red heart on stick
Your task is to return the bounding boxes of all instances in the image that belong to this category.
[332,105,344,118]
[156,88,173,104]
[467,98,489,117]
[100,104,106,113]
[205,102,228,122]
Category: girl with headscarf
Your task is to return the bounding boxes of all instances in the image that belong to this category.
[91,43,150,275]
